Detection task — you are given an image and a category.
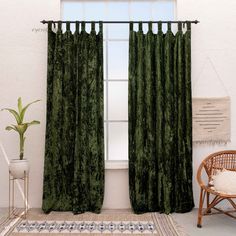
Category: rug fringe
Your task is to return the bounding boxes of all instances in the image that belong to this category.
[193,140,230,145]
[169,215,189,236]
[0,209,24,236]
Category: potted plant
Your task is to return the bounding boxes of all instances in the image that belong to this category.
[2,97,40,178]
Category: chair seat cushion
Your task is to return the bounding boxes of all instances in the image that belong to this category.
[212,169,236,195]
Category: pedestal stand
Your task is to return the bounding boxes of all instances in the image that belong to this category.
[9,171,29,219]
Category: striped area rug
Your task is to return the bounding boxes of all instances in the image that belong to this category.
[2,209,188,236]
[0,209,23,236]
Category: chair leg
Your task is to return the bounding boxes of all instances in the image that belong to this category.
[206,192,211,213]
[197,188,204,228]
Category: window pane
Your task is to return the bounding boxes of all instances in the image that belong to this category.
[103,41,106,79]
[108,82,128,120]
[108,42,128,80]
[104,123,107,160]
[62,2,83,21]
[108,123,128,161]
[107,2,129,20]
[108,24,129,40]
[84,2,106,21]
[104,82,107,119]
[107,1,129,39]
[152,0,175,21]
[130,1,151,21]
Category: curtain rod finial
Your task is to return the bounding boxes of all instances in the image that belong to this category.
[41,20,46,24]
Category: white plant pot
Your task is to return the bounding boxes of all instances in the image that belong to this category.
[9,159,30,179]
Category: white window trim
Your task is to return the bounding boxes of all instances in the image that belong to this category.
[105,160,128,170]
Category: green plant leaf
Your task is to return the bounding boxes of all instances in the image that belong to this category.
[13,121,40,136]
[2,98,40,161]
[5,125,17,131]
[18,97,23,114]
[13,124,28,135]
[1,108,21,124]
[26,120,40,126]
[20,100,41,122]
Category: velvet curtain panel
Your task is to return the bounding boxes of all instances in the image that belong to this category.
[42,22,104,214]
[129,22,194,214]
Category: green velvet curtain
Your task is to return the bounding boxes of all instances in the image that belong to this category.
[129,22,194,214]
[42,22,104,214]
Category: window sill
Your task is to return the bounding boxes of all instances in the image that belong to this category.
[105,161,128,170]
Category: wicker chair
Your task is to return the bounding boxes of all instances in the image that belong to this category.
[197,150,236,228]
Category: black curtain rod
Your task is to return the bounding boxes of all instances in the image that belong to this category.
[41,20,199,24]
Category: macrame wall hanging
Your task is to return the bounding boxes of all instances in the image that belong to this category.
[192,56,231,144]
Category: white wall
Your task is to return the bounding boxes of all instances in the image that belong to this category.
[0,0,60,207]
[177,0,236,208]
[0,0,236,210]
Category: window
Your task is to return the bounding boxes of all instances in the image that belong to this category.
[61,0,175,163]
